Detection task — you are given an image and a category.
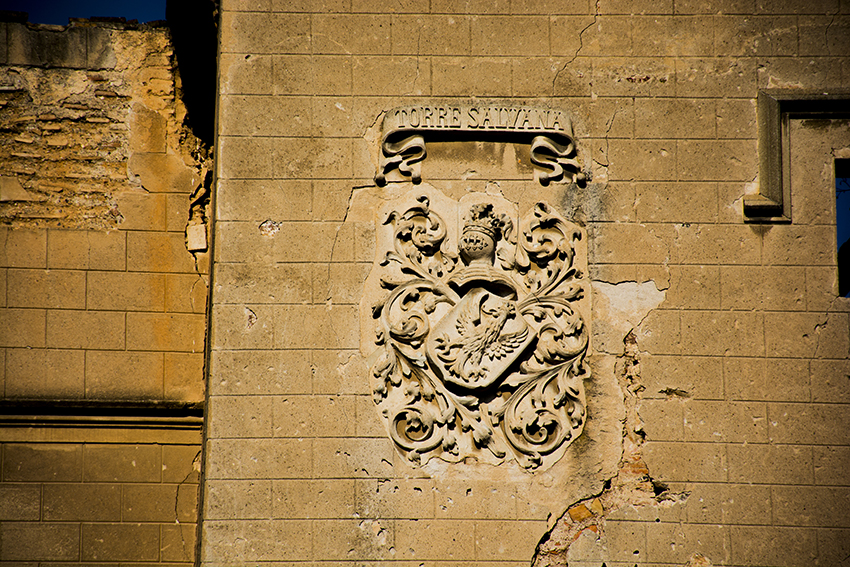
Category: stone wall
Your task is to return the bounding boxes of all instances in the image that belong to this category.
[0,17,209,564]
[206,1,850,566]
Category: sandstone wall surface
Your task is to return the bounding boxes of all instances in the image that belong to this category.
[0,18,209,565]
[206,1,850,565]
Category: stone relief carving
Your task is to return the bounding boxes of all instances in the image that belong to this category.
[375,105,587,187]
[363,188,590,471]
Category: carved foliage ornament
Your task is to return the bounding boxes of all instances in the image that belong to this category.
[375,105,587,187]
[364,189,590,470]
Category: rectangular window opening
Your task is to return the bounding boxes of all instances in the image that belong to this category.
[837,158,850,297]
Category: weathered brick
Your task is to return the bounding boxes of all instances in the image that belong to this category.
[122,484,181,522]
[126,312,205,352]
[643,441,727,482]
[84,351,164,399]
[127,232,196,273]
[114,191,167,231]
[0,228,46,268]
[220,12,310,54]
[312,438,395,478]
[676,57,757,98]
[313,14,392,54]
[726,357,810,402]
[7,269,85,309]
[272,479,355,519]
[727,443,813,484]
[392,15,470,55]
[215,263,312,305]
[730,526,817,567]
[471,16,549,56]
[46,309,124,350]
[272,395,356,437]
[205,438,312,479]
[715,15,797,56]
[164,352,205,401]
[273,305,358,349]
[684,483,772,525]
[217,179,312,222]
[432,57,512,97]
[47,229,125,271]
[161,523,197,562]
[208,349,312,395]
[209,395,274,438]
[206,479,272,519]
[0,484,41,520]
[0,523,80,561]
[87,271,166,311]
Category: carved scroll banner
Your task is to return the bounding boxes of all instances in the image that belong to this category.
[375,105,587,187]
[361,188,591,471]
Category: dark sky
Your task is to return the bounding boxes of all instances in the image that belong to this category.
[0,0,165,24]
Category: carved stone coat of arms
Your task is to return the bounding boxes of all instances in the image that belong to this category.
[361,188,590,471]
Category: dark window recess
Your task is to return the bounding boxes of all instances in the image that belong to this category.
[837,159,850,297]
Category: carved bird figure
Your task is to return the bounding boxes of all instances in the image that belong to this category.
[436,292,528,385]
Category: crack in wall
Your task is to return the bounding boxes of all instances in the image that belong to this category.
[551,0,599,94]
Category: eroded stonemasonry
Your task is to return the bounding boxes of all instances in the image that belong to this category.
[204,1,850,566]
[0,17,210,564]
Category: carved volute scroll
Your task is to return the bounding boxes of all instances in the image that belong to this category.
[375,105,587,187]
[362,188,590,471]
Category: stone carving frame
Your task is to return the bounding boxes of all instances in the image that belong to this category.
[374,105,587,187]
[361,187,591,471]
[744,90,850,223]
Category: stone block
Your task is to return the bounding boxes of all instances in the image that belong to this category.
[814,445,850,486]
[272,395,356,437]
[209,395,273,438]
[552,16,629,57]
[206,479,272,519]
[757,56,842,91]
[311,349,370,395]
[589,223,671,264]
[725,357,810,402]
[603,520,647,562]
[607,140,677,180]
[645,522,730,565]
[166,193,191,232]
[313,14,391,54]
[354,478,435,519]
[86,27,116,68]
[217,179,312,221]
[799,15,850,56]
[164,352,205,401]
[214,264,312,306]
[43,483,121,521]
[355,394,386,437]
[717,98,757,139]
[129,104,166,153]
[84,351,164,400]
[471,16,549,56]
[81,523,159,561]
[684,483,771,525]
[684,400,768,443]
[274,137,353,179]
[678,139,757,181]
[635,98,715,139]
[634,309,682,355]
[114,191,167,231]
[165,274,206,314]
[674,224,761,265]
[394,519,476,561]
[0,484,40,520]
[312,438,395,478]
[82,445,161,483]
[46,310,124,350]
[475,520,547,561]
[631,15,714,56]
[202,519,313,562]
[641,355,723,400]
[643,441,727,482]
[122,484,180,522]
[210,305,274,350]
[681,310,764,357]
[273,305,358,349]
[763,225,835,266]
[272,479,355,518]
[87,272,166,311]
[720,266,806,311]
[127,232,196,273]
[0,523,80,561]
[434,480,517,520]
[161,523,196,562]
[5,348,84,399]
[311,262,369,304]
[676,57,757,98]
[162,444,201,484]
[47,230,125,271]
[665,265,721,310]
[675,0,754,13]
[220,12,311,54]
[273,55,352,96]
[353,56,429,96]
[351,0,428,12]
[769,402,850,446]
[727,443,813,484]
[591,57,676,97]
[392,15,469,55]
[0,22,5,64]
[432,57,512,97]
[510,57,564,97]
[126,312,205,352]
[219,53,273,95]
[754,0,839,14]
[818,529,850,567]
[7,23,86,68]
[7,269,85,309]
[208,349,312,395]
[430,0,510,12]
[729,526,817,567]
[773,485,850,527]
[553,56,592,96]
[128,152,199,194]
[0,228,46,268]
[639,398,684,441]
[0,309,45,348]
[205,438,311,479]
[714,15,797,57]
[3,443,82,482]
[219,95,312,137]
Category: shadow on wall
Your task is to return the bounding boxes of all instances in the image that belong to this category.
[166,0,218,147]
